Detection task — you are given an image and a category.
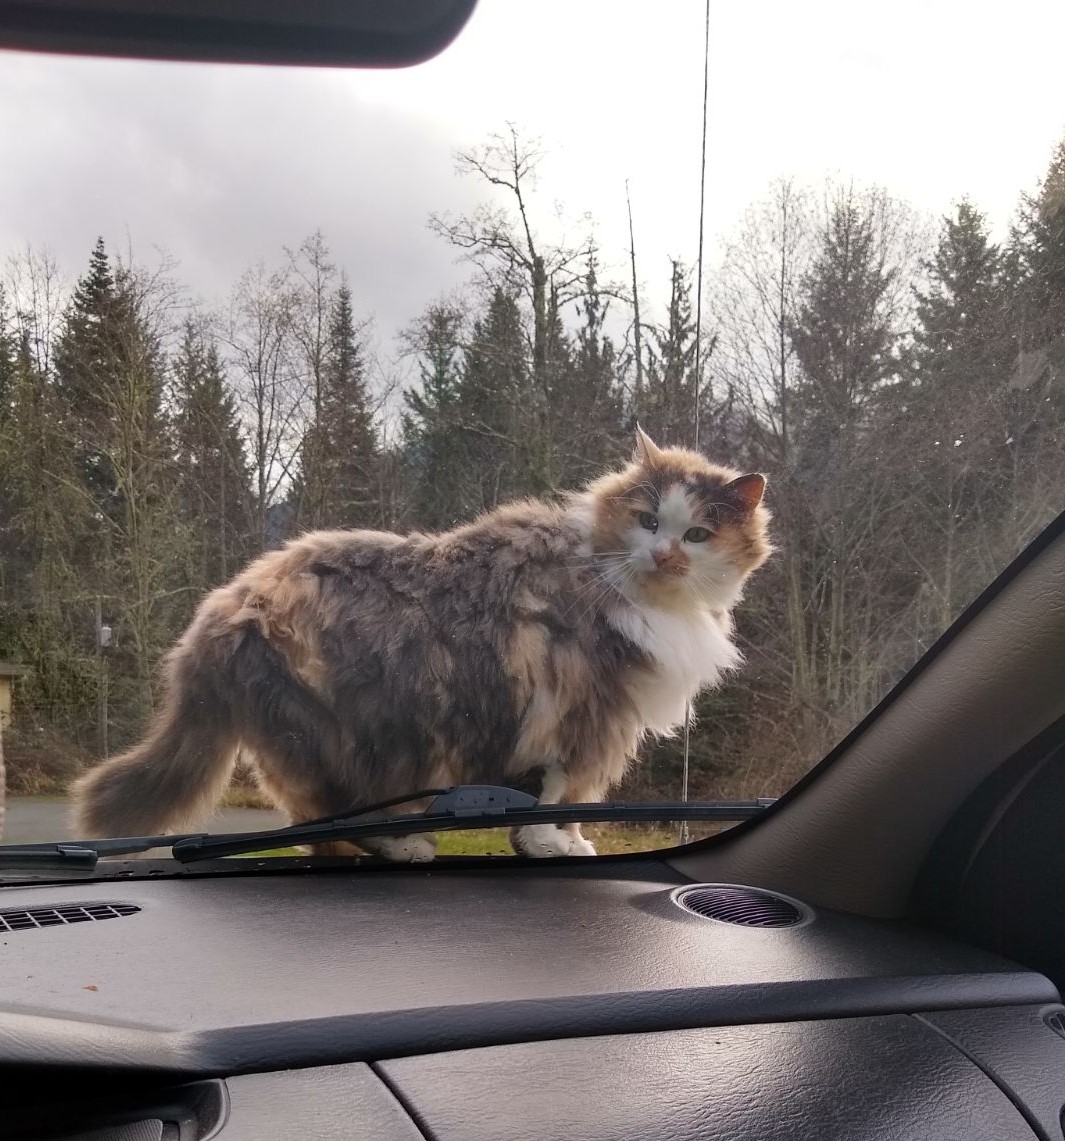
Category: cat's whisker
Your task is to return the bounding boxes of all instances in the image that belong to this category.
[565,556,630,568]
[564,550,630,562]
[568,578,613,606]
[567,561,632,586]
[567,566,626,607]
[572,565,627,626]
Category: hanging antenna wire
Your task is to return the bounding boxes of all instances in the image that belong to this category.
[680,0,712,847]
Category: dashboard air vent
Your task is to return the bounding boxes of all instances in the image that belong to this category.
[671,884,810,928]
[0,902,140,933]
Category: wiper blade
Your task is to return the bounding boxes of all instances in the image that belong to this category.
[0,833,188,872]
[173,784,774,862]
[0,785,776,870]
[0,788,456,871]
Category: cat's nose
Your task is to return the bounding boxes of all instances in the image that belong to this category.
[652,543,674,568]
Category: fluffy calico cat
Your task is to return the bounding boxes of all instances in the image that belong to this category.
[72,428,771,859]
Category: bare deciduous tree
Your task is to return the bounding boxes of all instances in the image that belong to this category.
[222,262,306,549]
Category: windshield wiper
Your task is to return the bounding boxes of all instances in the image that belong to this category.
[0,786,458,871]
[0,785,776,870]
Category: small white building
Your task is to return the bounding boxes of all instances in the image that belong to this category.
[0,662,25,729]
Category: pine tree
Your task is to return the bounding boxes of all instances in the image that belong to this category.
[642,260,706,445]
[50,243,179,731]
[787,187,908,715]
[402,302,465,529]
[52,237,119,499]
[790,195,899,437]
[293,285,376,530]
[0,287,15,426]
[519,281,574,493]
[1014,139,1065,336]
[172,321,254,594]
[1008,140,1065,408]
[455,288,527,514]
[999,139,1065,553]
[0,338,98,746]
[0,290,18,580]
[907,201,1006,626]
[553,257,624,484]
[307,283,379,529]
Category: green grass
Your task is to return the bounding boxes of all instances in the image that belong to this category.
[445,823,728,855]
[228,822,727,859]
[232,847,303,858]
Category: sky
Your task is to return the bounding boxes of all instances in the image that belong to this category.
[1,0,1064,367]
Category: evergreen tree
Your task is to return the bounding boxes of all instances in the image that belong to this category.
[0,290,18,578]
[1013,139,1065,338]
[790,194,899,436]
[787,187,908,714]
[52,237,119,500]
[455,288,527,514]
[0,287,15,426]
[642,260,707,444]
[172,321,254,594]
[49,243,179,731]
[0,338,98,746]
[553,257,624,484]
[906,201,1006,625]
[403,302,465,529]
[304,283,379,529]
[998,139,1065,552]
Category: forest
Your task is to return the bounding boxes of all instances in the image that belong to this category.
[1,127,1063,806]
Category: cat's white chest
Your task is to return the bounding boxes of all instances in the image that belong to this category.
[609,603,740,735]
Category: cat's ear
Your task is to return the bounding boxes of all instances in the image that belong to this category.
[722,473,766,519]
[633,424,663,465]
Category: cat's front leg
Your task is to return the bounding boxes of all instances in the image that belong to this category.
[509,764,598,858]
[361,832,437,862]
[563,823,598,856]
[510,822,596,857]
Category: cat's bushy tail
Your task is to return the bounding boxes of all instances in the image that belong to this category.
[71,634,238,839]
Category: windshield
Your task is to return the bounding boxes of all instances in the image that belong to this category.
[1,0,1063,867]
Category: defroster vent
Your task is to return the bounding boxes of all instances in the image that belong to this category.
[0,902,140,933]
[671,884,810,928]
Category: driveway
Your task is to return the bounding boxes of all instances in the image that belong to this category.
[2,797,287,845]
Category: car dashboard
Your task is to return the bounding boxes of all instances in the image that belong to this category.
[4,860,1065,1141]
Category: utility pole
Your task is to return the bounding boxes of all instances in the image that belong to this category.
[626,179,644,416]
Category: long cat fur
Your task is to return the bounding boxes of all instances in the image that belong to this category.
[71,428,771,859]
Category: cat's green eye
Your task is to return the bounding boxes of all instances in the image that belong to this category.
[684,526,712,543]
[637,512,658,533]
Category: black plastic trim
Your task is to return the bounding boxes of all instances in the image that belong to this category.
[0,972,1055,1077]
[669,506,1065,858]
[0,0,479,68]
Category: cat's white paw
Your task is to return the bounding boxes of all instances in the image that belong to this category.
[373,834,437,863]
[569,832,598,857]
[513,823,596,858]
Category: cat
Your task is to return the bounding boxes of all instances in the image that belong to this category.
[71,427,771,860]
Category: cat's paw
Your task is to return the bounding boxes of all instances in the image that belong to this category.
[568,832,598,857]
[512,823,596,858]
[372,833,437,863]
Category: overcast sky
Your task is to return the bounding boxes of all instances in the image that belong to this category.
[1,0,1063,364]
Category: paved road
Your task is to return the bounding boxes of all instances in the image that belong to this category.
[2,797,286,844]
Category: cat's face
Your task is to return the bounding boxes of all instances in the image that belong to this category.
[585,428,772,610]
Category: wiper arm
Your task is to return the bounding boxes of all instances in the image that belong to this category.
[0,785,775,870]
[172,784,774,862]
[0,787,456,871]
